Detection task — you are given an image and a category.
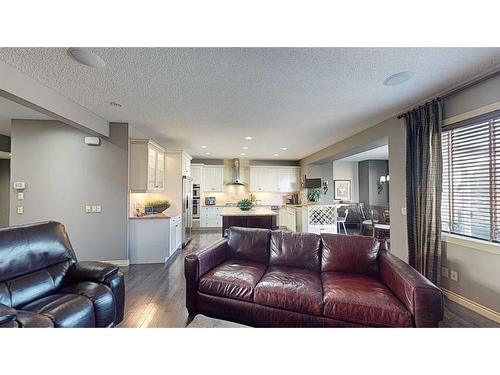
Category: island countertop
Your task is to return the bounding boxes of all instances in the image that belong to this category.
[220,207,278,216]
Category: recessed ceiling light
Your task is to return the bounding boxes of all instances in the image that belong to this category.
[241,153,246,156]
[242,146,249,150]
[273,153,279,157]
[110,101,122,108]
[281,147,287,151]
[201,145,207,149]
[245,136,253,140]
[68,48,105,68]
[205,152,211,155]
[383,71,414,86]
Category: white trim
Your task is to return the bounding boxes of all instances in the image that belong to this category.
[442,233,500,255]
[442,99,500,127]
[101,259,130,267]
[442,288,500,324]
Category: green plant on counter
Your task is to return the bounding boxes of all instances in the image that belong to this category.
[237,198,254,211]
[144,199,170,207]
[307,188,321,202]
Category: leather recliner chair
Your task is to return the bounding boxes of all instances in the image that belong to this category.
[0,221,125,328]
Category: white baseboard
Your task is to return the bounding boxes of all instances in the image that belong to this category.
[442,288,500,324]
[101,259,130,267]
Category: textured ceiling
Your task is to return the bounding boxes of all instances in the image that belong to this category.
[0,96,52,136]
[0,48,499,159]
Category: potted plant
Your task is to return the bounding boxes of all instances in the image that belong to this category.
[144,199,171,214]
[237,198,254,211]
[307,188,321,203]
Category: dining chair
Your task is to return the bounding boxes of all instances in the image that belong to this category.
[337,208,348,234]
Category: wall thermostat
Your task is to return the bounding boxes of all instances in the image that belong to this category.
[13,181,26,190]
[84,136,101,146]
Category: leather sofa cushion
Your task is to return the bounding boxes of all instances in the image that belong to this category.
[22,294,95,328]
[270,231,321,272]
[321,234,379,276]
[61,282,115,327]
[321,272,413,327]
[227,227,271,264]
[199,260,267,302]
[15,310,54,328]
[0,221,76,281]
[254,266,323,316]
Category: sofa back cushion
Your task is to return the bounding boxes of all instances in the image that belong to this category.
[0,221,76,283]
[270,231,321,272]
[321,234,379,276]
[227,227,271,264]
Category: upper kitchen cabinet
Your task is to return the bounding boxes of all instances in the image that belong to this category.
[203,165,224,192]
[250,166,300,192]
[191,163,203,185]
[182,152,192,177]
[130,139,166,192]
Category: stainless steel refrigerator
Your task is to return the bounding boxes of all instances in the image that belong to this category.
[182,176,193,247]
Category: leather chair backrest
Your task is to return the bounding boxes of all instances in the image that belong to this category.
[0,221,76,307]
[227,227,271,264]
[270,230,321,272]
[320,234,379,276]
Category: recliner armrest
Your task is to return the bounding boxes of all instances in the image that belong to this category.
[379,249,443,327]
[184,238,228,316]
[68,261,119,283]
[0,303,17,326]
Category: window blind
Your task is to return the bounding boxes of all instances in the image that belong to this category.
[442,112,500,242]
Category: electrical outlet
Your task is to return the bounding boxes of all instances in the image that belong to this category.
[442,267,449,279]
[85,205,92,213]
[17,206,24,214]
[450,270,459,282]
[401,207,407,215]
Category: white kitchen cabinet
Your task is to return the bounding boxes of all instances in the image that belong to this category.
[169,214,183,256]
[200,206,222,227]
[250,166,300,193]
[202,166,224,192]
[286,206,297,232]
[182,153,192,177]
[130,139,166,192]
[191,164,203,185]
[130,217,173,264]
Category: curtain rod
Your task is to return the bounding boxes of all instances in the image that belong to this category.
[397,69,500,119]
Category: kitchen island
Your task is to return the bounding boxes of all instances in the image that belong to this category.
[221,207,278,236]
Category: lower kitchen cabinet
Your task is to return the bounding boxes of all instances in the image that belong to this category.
[129,214,182,264]
[200,206,222,228]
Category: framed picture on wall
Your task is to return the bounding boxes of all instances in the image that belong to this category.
[334,180,351,201]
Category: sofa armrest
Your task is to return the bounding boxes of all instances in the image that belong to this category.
[184,238,228,315]
[0,303,17,327]
[379,250,443,327]
[68,261,119,283]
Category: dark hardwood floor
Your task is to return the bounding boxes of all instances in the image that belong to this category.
[117,229,499,328]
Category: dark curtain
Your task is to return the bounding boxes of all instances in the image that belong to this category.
[405,101,442,285]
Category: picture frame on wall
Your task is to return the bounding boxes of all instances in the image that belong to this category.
[334,180,351,201]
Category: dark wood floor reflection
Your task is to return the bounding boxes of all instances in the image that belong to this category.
[117,230,499,328]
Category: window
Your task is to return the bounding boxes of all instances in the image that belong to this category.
[441,111,500,242]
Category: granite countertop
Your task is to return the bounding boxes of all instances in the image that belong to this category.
[220,207,278,216]
[129,212,181,220]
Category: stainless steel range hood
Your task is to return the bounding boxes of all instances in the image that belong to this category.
[228,158,245,185]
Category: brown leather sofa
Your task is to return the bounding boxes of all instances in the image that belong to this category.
[185,227,443,327]
[0,221,125,328]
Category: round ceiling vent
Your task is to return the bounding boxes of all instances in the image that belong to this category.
[383,71,414,86]
[68,48,105,68]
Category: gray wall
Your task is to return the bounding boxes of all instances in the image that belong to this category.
[358,160,389,207]
[0,159,9,227]
[9,120,128,261]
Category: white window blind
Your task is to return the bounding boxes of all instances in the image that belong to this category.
[442,111,500,242]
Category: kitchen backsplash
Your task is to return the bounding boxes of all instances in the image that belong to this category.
[130,192,171,216]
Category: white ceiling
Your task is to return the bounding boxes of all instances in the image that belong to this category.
[0,48,499,160]
[338,145,389,162]
[0,95,52,136]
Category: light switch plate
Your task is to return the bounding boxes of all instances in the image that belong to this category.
[91,205,97,213]
[17,206,24,214]
[96,205,102,213]
[401,207,407,215]
[450,270,459,282]
[17,192,24,200]
[85,205,92,213]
